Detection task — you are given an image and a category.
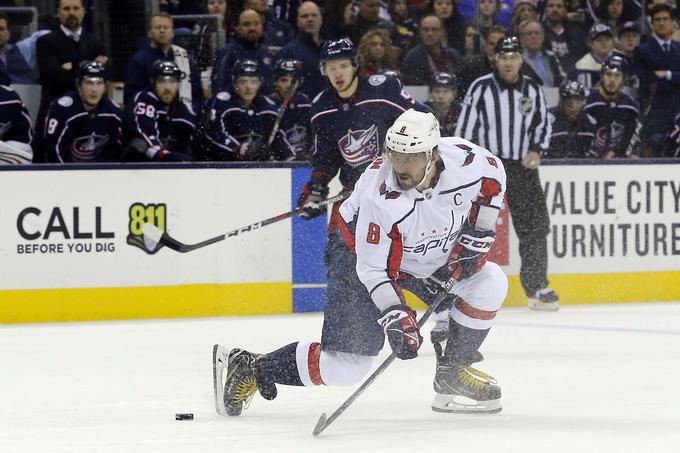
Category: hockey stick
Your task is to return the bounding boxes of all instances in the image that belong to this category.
[625,81,657,158]
[312,277,457,437]
[267,78,300,147]
[142,192,349,254]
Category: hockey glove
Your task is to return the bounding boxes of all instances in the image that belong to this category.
[446,227,496,281]
[243,137,271,161]
[377,304,423,360]
[297,178,330,220]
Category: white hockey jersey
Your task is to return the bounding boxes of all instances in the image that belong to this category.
[338,136,507,311]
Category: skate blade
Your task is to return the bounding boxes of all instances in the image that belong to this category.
[528,299,560,311]
[212,344,229,416]
[431,393,502,414]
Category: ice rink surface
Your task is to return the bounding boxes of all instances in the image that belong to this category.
[2,302,680,453]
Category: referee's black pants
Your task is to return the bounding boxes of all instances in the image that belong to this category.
[502,159,550,297]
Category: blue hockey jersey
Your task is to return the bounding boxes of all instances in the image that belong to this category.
[266,90,312,159]
[124,89,196,157]
[579,90,639,158]
[202,90,293,161]
[310,74,424,189]
[44,91,123,163]
[0,84,32,164]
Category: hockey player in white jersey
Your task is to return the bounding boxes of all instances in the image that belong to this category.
[214,109,508,416]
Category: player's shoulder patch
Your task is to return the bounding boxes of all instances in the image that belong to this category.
[368,74,387,86]
[57,96,74,108]
[217,91,231,101]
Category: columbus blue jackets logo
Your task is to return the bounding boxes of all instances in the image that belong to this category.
[0,121,10,137]
[337,124,380,167]
[283,125,307,153]
[379,181,401,199]
[71,132,110,161]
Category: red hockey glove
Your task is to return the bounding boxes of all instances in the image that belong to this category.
[377,304,423,360]
[447,227,496,281]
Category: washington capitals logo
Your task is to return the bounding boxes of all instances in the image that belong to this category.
[72,133,110,162]
[337,124,380,167]
[379,181,401,200]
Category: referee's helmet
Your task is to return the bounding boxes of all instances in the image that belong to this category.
[494,35,522,55]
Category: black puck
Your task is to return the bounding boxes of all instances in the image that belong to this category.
[175,413,194,421]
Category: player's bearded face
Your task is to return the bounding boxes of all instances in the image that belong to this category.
[155,77,179,104]
[78,77,106,107]
[275,75,293,96]
[601,70,624,95]
[387,149,429,190]
[562,97,585,121]
[325,59,356,92]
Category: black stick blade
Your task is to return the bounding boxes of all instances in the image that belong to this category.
[312,413,327,436]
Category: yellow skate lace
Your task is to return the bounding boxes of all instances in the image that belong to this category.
[460,366,497,389]
[233,378,258,409]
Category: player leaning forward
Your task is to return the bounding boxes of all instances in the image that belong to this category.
[214,109,509,415]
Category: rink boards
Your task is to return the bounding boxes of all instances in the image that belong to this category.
[1,161,679,323]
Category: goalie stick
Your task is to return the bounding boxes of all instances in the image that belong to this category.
[312,276,457,437]
[142,192,349,253]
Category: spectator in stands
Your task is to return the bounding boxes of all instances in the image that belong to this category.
[643,0,680,42]
[519,19,566,87]
[347,0,399,46]
[457,24,505,96]
[0,69,32,164]
[547,79,589,158]
[511,0,539,33]
[244,0,295,54]
[123,61,195,162]
[0,12,49,84]
[202,59,294,161]
[634,3,680,156]
[265,59,312,159]
[430,0,467,54]
[464,25,482,56]
[596,0,639,30]
[425,72,460,136]
[473,0,501,30]
[35,0,108,162]
[542,0,588,74]
[579,54,639,158]
[388,0,417,49]
[357,29,399,76]
[614,21,641,99]
[212,9,275,94]
[278,1,326,99]
[44,61,123,163]
[571,23,615,89]
[124,12,202,114]
[321,0,353,40]
[400,15,462,85]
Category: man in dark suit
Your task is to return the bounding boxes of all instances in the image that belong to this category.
[633,3,680,156]
[35,0,108,162]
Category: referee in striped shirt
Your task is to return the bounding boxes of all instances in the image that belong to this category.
[455,35,559,311]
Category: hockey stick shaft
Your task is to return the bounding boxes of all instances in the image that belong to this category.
[626,82,657,157]
[312,277,457,436]
[147,192,349,253]
[267,79,299,147]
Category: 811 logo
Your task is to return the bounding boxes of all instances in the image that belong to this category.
[127,203,167,254]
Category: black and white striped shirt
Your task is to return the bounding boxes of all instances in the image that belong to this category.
[454,73,552,160]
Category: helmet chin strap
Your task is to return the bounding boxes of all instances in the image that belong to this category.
[415,149,435,191]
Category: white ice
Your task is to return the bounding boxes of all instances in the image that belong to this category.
[2,302,680,453]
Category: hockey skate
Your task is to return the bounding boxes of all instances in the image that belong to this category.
[432,355,502,414]
[212,345,277,416]
[528,287,560,311]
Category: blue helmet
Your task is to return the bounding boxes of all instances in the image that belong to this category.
[431,72,458,90]
[601,54,626,74]
[559,79,587,99]
[77,60,107,84]
[274,58,304,80]
[232,59,261,83]
[151,60,184,83]
[319,38,357,75]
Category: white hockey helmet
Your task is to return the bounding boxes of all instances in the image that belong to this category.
[385,109,440,159]
[384,109,441,188]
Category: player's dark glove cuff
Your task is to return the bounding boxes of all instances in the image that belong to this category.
[244,138,271,161]
[297,175,330,221]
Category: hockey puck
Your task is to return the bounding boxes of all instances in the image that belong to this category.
[175,413,194,421]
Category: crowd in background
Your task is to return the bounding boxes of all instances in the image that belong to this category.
[0,0,679,164]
